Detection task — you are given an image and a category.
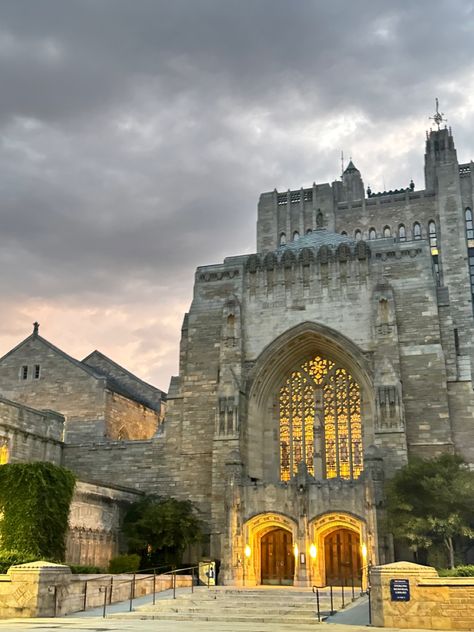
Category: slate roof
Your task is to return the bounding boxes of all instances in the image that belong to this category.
[279,228,354,252]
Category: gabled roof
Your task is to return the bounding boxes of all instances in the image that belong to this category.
[0,331,165,411]
[82,350,165,396]
[82,350,166,409]
[0,332,102,379]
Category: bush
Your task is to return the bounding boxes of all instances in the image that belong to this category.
[438,565,474,577]
[0,550,39,573]
[69,564,105,574]
[108,554,141,574]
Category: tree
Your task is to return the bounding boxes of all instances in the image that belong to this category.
[0,462,76,561]
[386,454,474,568]
[123,495,202,568]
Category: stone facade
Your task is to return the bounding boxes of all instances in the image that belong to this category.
[0,120,473,585]
[158,123,474,586]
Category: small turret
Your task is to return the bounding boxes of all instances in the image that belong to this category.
[342,160,365,202]
[424,100,458,190]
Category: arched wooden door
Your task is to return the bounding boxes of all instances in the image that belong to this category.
[324,528,361,585]
[261,528,294,585]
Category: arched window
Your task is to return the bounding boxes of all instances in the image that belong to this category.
[466,208,474,241]
[341,231,347,236]
[306,228,312,234]
[413,222,421,240]
[279,355,362,481]
[398,224,406,242]
[279,233,286,246]
[355,230,362,241]
[369,228,376,240]
[383,226,391,238]
[293,231,300,242]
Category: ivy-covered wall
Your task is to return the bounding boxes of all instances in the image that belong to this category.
[0,462,76,561]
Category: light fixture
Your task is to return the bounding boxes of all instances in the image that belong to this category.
[361,543,368,559]
[309,544,317,559]
[244,544,251,558]
[293,543,298,557]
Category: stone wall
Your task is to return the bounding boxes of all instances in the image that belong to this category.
[105,390,159,440]
[0,395,63,465]
[370,561,474,630]
[66,481,142,568]
[0,562,191,618]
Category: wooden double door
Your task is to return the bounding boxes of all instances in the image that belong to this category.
[261,528,294,585]
[324,528,361,585]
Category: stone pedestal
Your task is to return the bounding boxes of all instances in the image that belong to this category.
[3,561,71,618]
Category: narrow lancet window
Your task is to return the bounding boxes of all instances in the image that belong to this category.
[413,222,421,240]
[398,225,406,241]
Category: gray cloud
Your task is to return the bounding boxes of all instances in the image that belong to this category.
[1,0,473,387]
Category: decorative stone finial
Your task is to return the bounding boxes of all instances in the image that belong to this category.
[429,97,447,130]
[409,179,415,191]
[33,322,39,336]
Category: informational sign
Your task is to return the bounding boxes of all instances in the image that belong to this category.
[390,578,410,602]
[198,560,216,586]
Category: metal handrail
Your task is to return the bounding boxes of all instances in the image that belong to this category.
[94,562,213,618]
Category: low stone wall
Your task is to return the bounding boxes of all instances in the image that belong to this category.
[370,561,474,630]
[0,561,192,618]
[59,572,192,615]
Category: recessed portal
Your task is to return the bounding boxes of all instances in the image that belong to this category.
[324,528,361,585]
[260,527,294,585]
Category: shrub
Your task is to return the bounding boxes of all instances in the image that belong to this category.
[69,564,105,574]
[0,550,38,573]
[108,554,141,574]
[438,565,474,577]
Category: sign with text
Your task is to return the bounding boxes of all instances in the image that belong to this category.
[390,578,410,602]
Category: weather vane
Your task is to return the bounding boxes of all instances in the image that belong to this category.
[429,97,447,130]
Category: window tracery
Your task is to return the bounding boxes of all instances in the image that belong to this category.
[279,355,362,482]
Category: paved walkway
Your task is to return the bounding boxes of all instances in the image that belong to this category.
[0,619,445,631]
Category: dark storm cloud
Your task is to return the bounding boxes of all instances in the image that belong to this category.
[1,0,473,385]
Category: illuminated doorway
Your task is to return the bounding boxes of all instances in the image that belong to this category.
[260,527,294,585]
[324,528,361,585]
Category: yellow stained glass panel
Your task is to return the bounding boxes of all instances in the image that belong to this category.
[279,354,362,481]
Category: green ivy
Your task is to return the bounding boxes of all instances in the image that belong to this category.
[0,462,76,562]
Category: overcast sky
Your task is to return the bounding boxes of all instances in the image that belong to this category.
[1,0,473,390]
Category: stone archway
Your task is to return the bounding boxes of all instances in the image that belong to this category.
[309,512,367,587]
[242,513,297,586]
[245,322,375,483]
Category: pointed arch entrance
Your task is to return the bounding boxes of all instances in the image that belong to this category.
[310,513,366,587]
[243,513,297,586]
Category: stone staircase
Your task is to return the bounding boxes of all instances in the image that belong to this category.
[112,585,360,624]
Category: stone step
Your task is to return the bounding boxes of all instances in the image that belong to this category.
[110,612,322,623]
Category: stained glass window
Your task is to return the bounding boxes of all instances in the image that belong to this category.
[0,439,9,465]
[279,355,362,481]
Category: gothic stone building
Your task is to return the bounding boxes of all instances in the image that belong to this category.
[1,122,473,586]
